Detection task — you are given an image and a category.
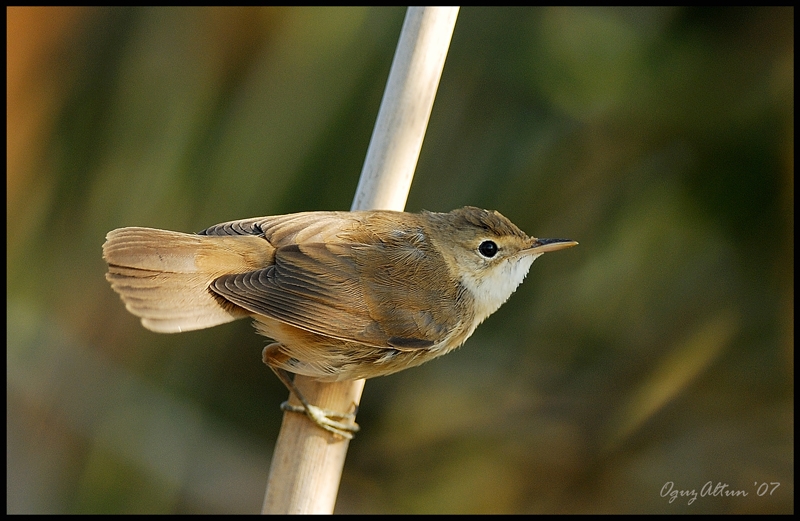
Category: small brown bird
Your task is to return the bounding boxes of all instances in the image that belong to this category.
[103,206,576,437]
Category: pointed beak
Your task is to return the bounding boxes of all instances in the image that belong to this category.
[528,238,579,254]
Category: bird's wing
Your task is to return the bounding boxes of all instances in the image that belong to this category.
[209,213,464,349]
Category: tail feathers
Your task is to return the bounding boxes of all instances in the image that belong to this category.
[103,227,272,333]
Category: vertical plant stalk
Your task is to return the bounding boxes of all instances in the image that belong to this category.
[262,6,459,514]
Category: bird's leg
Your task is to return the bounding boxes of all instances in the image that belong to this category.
[263,343,360,439]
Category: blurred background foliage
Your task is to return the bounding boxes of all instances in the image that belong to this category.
[7,6,792,513]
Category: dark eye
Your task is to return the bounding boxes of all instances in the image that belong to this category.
[478,240,498,258]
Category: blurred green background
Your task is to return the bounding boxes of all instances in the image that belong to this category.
[7,6,793,513]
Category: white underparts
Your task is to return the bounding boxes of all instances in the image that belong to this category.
[460,253,540,325]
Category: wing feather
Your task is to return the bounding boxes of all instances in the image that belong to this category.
[209,215,467,348]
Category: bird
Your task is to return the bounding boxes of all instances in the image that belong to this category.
[103,206,577,437]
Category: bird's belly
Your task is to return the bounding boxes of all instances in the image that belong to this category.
[252,317,445,381]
